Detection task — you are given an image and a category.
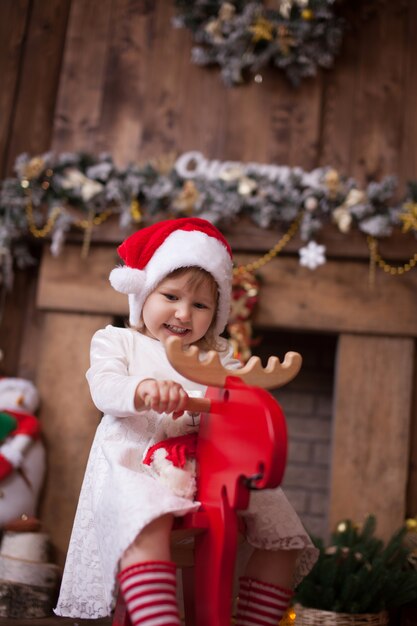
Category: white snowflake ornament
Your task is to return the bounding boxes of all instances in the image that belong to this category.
[299,241,326,270]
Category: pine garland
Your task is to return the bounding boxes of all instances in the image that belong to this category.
[0,150,415,288]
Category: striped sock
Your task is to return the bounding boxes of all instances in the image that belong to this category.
[117,560,181,626]
[235,576,293,626]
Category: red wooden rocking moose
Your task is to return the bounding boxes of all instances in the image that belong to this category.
[113,336,302,626]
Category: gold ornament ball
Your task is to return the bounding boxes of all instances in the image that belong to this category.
[302,9,314,20]
[406,518,417,532]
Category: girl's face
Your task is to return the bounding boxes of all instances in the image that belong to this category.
[142,270,217,347]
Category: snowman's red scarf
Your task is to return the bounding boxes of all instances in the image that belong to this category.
[143,433,198,468]
[1,409,40,438]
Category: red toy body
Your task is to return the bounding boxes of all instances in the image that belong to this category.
[113,375,288,626]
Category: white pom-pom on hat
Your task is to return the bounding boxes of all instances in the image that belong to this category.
[109,266,146,294]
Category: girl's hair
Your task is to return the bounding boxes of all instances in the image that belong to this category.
[135,266,223,351]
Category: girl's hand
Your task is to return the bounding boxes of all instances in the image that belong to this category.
[135,379,188,416]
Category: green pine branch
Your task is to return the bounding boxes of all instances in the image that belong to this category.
[295,515,417,614]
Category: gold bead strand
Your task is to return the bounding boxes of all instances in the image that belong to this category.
[367,235,417,276]
[75,208,113,230]
[25,195,62,238]
[234,217,301,275]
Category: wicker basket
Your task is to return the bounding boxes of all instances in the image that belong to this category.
[294,604,389,626]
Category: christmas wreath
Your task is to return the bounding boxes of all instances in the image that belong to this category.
[172,0,345,86]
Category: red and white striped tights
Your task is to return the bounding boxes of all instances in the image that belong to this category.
[118,560,181,626]
[118,562,293,626]
[235,576,294,626]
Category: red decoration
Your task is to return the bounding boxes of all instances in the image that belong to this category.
[228,270,260,361]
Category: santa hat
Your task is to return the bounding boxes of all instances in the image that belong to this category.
[110,217,233,335]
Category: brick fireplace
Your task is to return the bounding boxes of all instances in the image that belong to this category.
[254,331,336,539]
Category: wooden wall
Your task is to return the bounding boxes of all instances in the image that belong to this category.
[1,1,417,182]
[51,0,417,185]
[0,0,416,560]
[1,0,416,366]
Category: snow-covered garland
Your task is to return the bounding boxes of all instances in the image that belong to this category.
[172,0,345,86]
[0,149,416,288]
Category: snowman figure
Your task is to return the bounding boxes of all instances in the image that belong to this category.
[0,378,46,526]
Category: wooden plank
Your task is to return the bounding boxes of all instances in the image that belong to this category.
[286,77,323,170]
[0,617,111,626]
[321,0,416,186]
[52,0,112,153]
[6,0,71,171]
[406,348,417,517]
[167,9,229,160]
[52,0,228,163]
[51,0,327,168]
[399,0,417,187]
[36,246,417,337]
[37,245,128,317]
[0,579,59,620]
[0,267,36,376]
[0,0,30,177]
[93,0,152,163]
[16,262,43,381]
[318,2,362,174]
[243,254,417,337]
[64,216,417,261]
[251,69,323,169]
[329,334,414,540]
[35,312,112,566]
[294,79,325,170]
[220,68,274,164]
[98,1,229,163]
[348,3,409,183]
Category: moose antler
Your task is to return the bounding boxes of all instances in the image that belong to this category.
[165,336,302,391]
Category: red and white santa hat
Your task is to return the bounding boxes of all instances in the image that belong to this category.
[109,217,233,336]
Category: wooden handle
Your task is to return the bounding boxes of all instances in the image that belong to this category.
[184,396,211,413]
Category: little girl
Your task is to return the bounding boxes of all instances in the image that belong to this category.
[55,217,317,625]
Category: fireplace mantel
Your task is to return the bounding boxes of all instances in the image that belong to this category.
[33,240,417,563]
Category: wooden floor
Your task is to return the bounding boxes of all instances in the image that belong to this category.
[0,618,112,626]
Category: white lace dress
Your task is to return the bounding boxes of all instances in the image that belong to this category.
[55,325,318,618]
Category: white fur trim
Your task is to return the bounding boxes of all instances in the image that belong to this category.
[109,266,146,294]
[151,449,196,499]
[123,229,233,334]
[127,293,143,328]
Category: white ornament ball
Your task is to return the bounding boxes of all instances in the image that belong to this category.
[304,196,318,212]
